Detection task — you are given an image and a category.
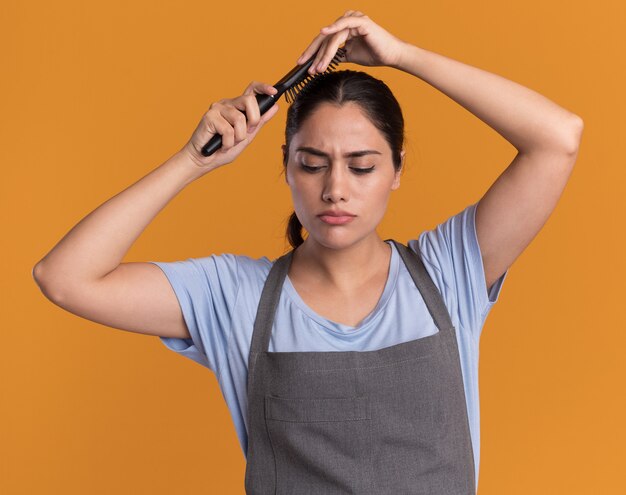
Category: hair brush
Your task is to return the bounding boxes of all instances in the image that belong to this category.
[201,47,346,157]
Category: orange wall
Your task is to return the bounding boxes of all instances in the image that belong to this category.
[3,0,623,493]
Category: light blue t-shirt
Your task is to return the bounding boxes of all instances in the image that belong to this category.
[149,201,508,488]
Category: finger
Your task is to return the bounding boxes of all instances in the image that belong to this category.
[239,93,261,130]
[248,103,279,135]
[334,10,355,22]
[243,80,260,95]
[296,11,355,65]
[309,38,330,74]
[321,10,359,36]
[320,15,369,35]
[208,111,236,149]
[243,81,277,96]
[296,32,330,65]
[308,12,364,72]
[315,31,350,72]
[220,105,248,144]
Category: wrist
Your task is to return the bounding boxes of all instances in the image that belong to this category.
[393,42,425,76]
[165,149,213,186]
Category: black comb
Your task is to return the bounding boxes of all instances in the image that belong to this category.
[201,47,346,157]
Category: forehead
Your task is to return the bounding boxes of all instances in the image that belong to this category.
[292,102,389,155]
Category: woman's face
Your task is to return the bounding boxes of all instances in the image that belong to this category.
[284,102,404,251]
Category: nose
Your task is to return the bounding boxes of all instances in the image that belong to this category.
[321,166,351,203]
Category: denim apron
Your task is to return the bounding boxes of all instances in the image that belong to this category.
[244,239,476,494]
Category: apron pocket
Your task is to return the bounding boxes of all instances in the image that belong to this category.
[265,395,372,494]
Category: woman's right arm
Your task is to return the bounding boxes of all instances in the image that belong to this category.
[32,81,279,339]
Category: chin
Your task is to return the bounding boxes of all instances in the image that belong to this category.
[305,229,370,251]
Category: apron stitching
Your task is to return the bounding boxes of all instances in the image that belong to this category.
[263,398,279,494]
[266,417,372,423]
[300,354,433,372]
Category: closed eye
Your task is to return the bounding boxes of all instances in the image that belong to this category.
[300,165,324,173]
[301,165,375,174]
[351,166,375,174]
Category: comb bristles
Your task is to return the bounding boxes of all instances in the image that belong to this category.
[284,47,347,104]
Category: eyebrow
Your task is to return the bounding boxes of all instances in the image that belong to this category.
[295,146,382,158]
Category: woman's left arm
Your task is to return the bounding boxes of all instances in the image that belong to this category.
[394,44,584,290]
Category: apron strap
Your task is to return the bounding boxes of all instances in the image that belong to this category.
[249,249,293,356]
[387,239,455,332]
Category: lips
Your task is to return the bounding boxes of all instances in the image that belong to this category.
[318,214,355,225]
[318,210,355,217]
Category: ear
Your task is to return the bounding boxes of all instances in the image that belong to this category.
[391,150,405,190]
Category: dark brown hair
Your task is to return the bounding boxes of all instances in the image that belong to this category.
[282,69,405,249]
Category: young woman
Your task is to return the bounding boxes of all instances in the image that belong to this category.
[33,10,583,494]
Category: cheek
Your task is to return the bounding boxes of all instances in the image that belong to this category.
[362,180,393,200]
[288,183,314,213]
[361,183,395,218]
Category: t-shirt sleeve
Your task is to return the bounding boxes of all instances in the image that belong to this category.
[147,253,240,376]
[411,201,508,341]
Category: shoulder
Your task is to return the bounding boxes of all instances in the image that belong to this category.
[221,252,278,299]
[149,250,277,299]
[177,251,274,277]
[403,202,508,339]
[407,203,476,282]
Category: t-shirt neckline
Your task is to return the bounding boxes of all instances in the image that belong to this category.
[283,240,399,334]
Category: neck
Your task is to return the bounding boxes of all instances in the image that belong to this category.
[292,234,391,292]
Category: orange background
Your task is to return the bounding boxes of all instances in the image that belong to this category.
[3,0,624,493]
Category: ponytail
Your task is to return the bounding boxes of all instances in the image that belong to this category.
[286,211,305,249]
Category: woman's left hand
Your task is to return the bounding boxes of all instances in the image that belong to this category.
[296,11,409,73]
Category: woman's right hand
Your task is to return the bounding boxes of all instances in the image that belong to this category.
[180,81,280,172]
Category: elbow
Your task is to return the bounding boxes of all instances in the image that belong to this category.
[32,262,63,303]
[524,114,584,157]
[32,262,45,289]
[561,114,584,156]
